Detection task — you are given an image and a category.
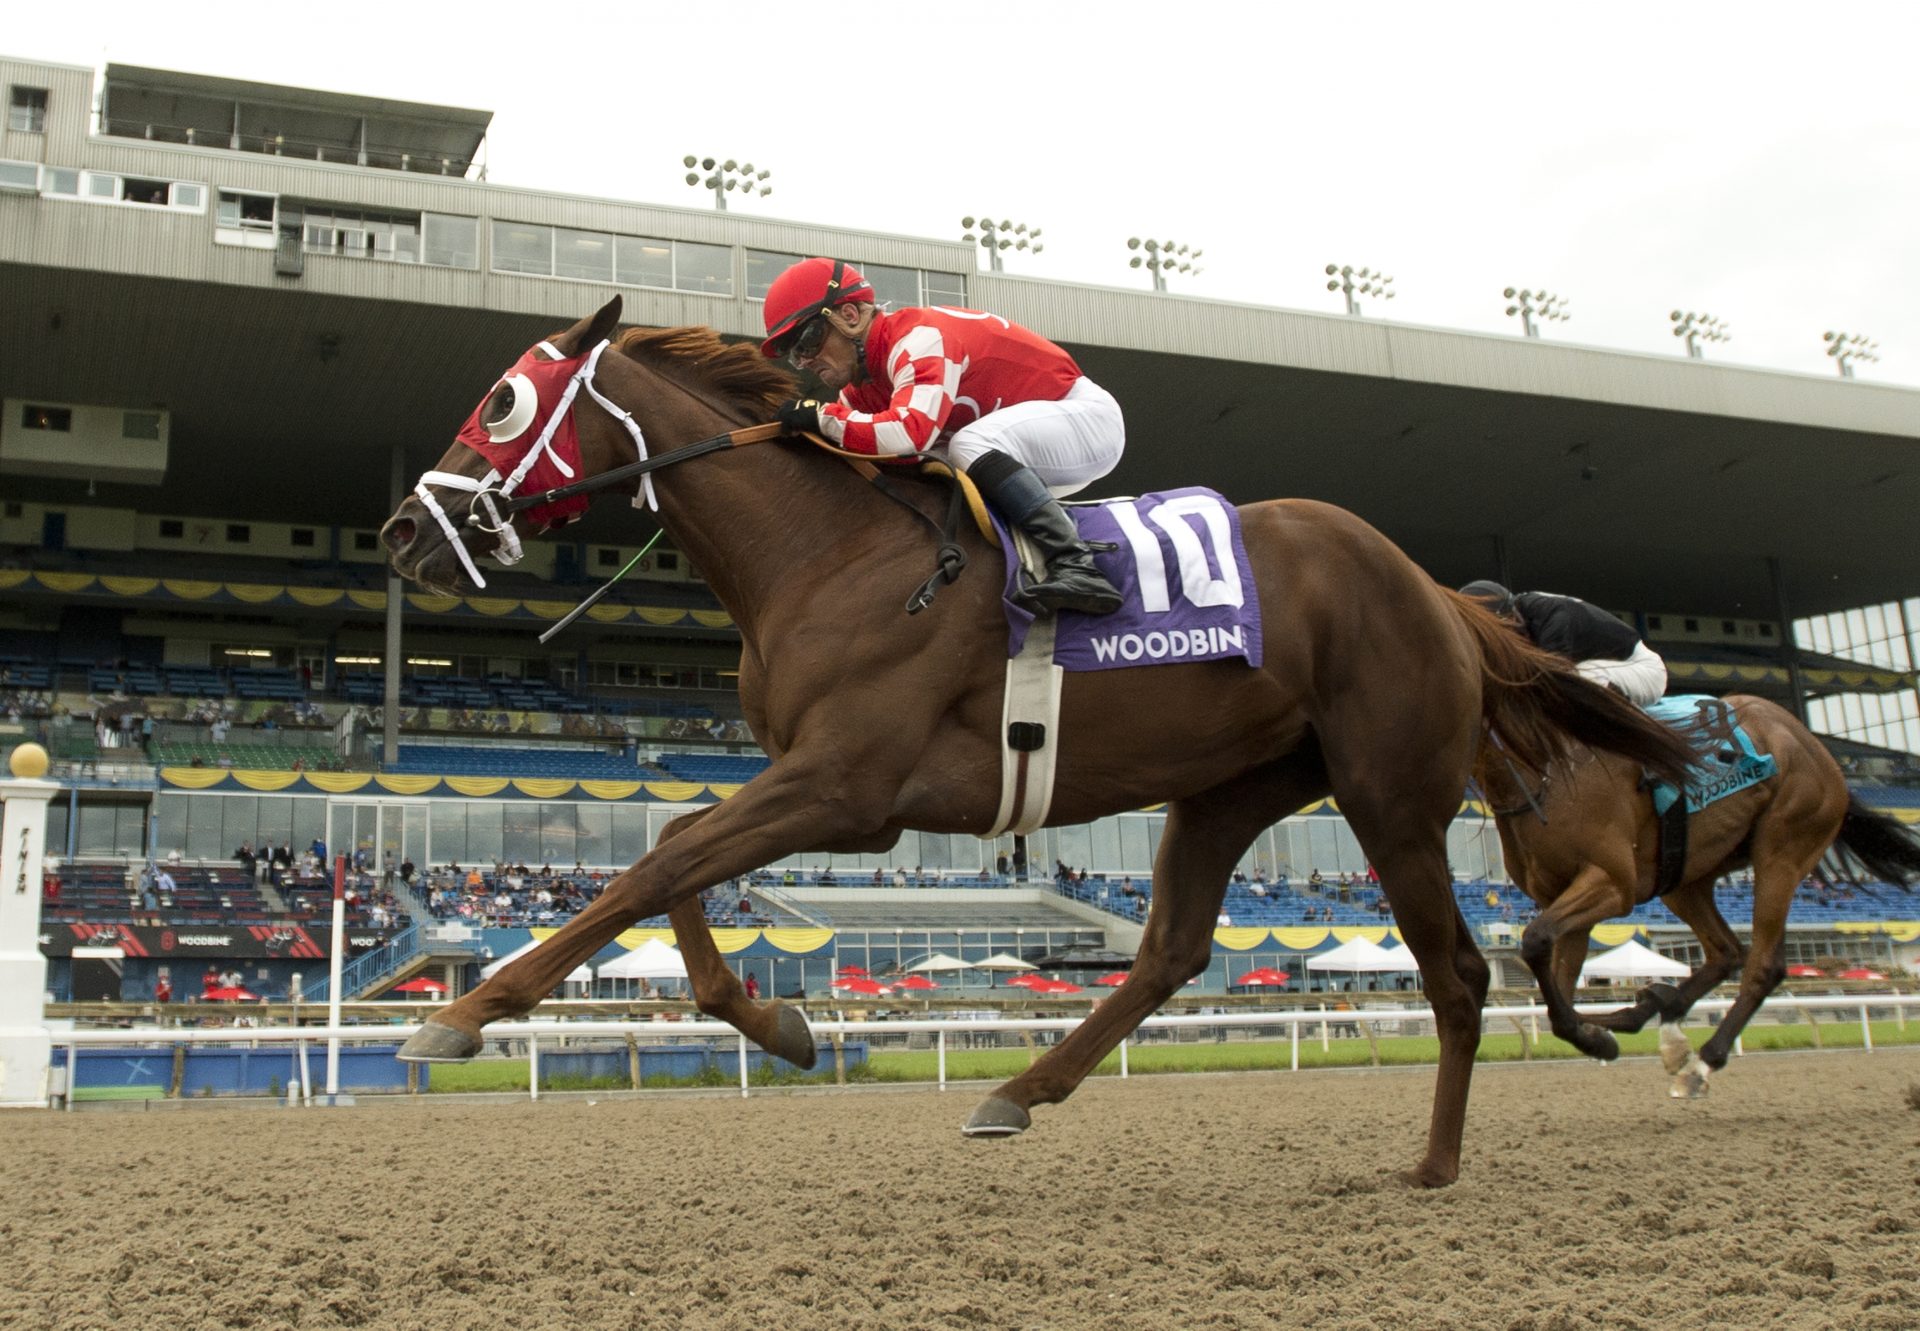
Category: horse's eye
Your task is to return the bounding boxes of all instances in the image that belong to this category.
[484,373,538,442]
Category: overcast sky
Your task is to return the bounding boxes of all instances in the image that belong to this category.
[11,2,1919,386]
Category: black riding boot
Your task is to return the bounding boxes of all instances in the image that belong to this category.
[966,450,1122,616]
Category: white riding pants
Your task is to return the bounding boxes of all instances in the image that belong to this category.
[942,377,1125,497]
[1576,641,1669,707]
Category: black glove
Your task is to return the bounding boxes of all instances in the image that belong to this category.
[777,399,823,434]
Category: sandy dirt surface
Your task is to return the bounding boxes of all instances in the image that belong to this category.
[4,1049,1918,1331]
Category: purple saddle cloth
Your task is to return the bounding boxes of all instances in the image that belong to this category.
[998,486,1263,671]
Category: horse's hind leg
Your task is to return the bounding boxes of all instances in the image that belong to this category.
[962,753,1328,1138]
[1671,843,1821,1097]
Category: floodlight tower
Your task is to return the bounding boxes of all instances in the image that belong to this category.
[1126,237,1203,292]
[1326,263,1395,316]
[1822,330,1880,379]
[1504,287,1570,339]
[682,155,772,211]
[961,217,1044,272]
[1669,310,1732,359]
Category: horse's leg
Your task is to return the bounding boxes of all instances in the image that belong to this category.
[399,758,895,1061]
[1516,865,1638,1060]
[653,812,818,1069]
[1669,848,1816,1098]
[1586,880,1746,1080]
[963,754,1328,1137]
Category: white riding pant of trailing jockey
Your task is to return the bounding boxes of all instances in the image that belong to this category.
[412,339,655,589]
[943,378,1126,497]
[1577,641,1669,708]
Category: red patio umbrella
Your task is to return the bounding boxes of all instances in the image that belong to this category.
[831,976,891,996]
[1837,967,1888,981]
[1003,973,1047,989]
[1092,971,1132,987]
[1032,978,1084,994]
[835,965,869,977]
[895,974,941,991]
[392,977,447,994]
[1785,964,1825,978]
[1235,967,1291,986]
[203,985,258,1001]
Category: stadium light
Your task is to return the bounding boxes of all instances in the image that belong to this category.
[682,154,772,212]
[1822,330,1880,379]
[1503,287,1570,339]
[1669,310,1731,360]
[1126,236,1204,293]
[960,216,1044,273]
[1326,263,1395,317]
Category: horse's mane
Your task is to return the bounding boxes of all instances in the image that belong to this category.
[613,326,795,417]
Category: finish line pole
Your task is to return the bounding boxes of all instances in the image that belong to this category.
[326,855,346,1096]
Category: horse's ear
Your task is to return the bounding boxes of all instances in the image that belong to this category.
[585,295,623,347]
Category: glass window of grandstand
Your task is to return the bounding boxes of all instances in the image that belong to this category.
[745,249,802,299]
[555,228,614,283]
[8,86,48,134]
[422,214,478,269]
[0,160,38,191]
[215,189,276,236]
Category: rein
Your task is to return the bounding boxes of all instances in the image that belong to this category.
[474,419,974,625]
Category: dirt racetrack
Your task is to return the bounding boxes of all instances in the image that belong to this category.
[4,1049,1918,1331]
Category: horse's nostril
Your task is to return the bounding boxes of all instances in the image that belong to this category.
[381,517,417,556]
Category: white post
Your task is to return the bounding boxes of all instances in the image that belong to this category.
[64,1042,76,1112]
[1320,1003,1329,1052]
[298,1040,312,1105]
[937,1029,946,1089]
[326,855,346,1096]
[1291,1015,1300,1071]
[1119,1033,1129,1079]
[529,1036,540,1101]
[737,1033,749,1097]
[0,746,58,1108]
[1860,1004,1873,1052]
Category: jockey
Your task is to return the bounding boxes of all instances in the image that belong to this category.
[1460,581,1669,706]
[760,257,1124,616]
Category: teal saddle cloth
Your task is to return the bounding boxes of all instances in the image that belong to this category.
[1642,695,1777,816]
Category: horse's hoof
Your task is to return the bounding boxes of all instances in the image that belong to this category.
[1577,1025,1620,1062]
[768,1003,817,1069]
[1658,1022,1692,1074]
[962,1096,1031,1138]
[397,1019,481,1063]
[1669,1056,1711,1099]
[1399,1161,1459,1190]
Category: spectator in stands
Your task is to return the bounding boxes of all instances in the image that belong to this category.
[311,838,327,863]
[996,853,1011,878]
[465,867,484,892]
[210,716,230,744]
[1217,908,1232,927]
[399,858,416,884]
[737,892,752,916]
[745,972,760,1001]
[235,842,257,877]
[1309,868,1325,888]
[202,965,220,996]
[153,864,177,905]
[1485,886,1501,910]
[154,975,171,1004]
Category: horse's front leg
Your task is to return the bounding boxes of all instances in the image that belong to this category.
[398,759,894,1062]
[1519,865,1636,1061]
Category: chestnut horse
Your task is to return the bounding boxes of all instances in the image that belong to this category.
[1478,692,1920,1096]
[380,296,1694,1186]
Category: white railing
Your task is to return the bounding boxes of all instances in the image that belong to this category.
[44,991,1918,1109]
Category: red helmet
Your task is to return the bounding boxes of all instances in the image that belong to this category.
[759,257,874,358]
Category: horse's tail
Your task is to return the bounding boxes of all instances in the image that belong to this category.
[1829,795,1920,890]
[1449,590,1695,788]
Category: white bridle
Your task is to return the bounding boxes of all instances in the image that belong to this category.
[411,338,659,589]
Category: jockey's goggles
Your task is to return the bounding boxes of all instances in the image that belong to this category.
[787,315,832,364]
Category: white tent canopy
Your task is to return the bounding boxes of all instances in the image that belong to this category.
[974,952,1037,972]
[907,953,975,973]
[1580,939,1690,981]
[596,937,690,980]
[1305,936,1414,972]
[480,938,591,983]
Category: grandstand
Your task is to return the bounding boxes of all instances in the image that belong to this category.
[3,53,1918,1007]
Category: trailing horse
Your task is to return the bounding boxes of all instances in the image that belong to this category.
[1477,691,1920,1097]
[379,297,1696,1186]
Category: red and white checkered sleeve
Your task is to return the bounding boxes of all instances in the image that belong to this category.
[818,325,960,457]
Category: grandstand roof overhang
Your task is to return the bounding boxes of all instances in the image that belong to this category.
[2,256,1916,623]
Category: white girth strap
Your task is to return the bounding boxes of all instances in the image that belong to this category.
[985,531,1067,839]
